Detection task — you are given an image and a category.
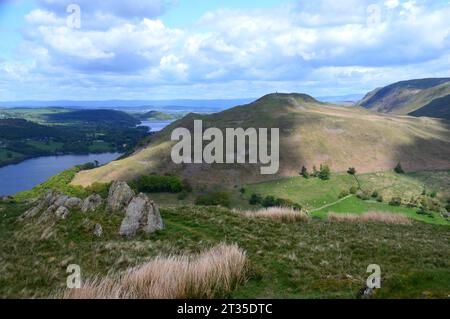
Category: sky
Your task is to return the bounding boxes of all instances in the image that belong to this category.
[0,0,449,101]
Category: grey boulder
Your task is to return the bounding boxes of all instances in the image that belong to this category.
[65,197,83,209]
[93,223,103,237]
[107,181,135,213]
[81,194,103,213]
[119,193,163,237]
[55,206,70,219]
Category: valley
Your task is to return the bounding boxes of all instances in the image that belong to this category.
[1,83,449,300]
[0,108,150,167]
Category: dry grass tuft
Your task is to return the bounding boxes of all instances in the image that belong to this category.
[238,207,309,222]
[64,243,247,299]
[328,211,412,225]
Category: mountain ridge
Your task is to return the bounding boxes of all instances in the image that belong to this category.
[357,78,450,117]
[72,93,450,188]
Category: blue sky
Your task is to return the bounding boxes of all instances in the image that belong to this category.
[0,0,449,100]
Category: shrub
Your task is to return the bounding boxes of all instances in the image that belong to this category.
[251,195,302,210]
[417,206,431,216]
[261,195,278,208]
[394,162,405,174]
[195,192,231,207]
[347,167,356,175]
[86,182,112,199]
[376,195,384,203]
[339,190,349,198]
[239,188,246,194]
[318,164,331,180]
[274,198,302,211]
[249,194,263,205]
[389,197,402,206]
[300,166,309,179]
[78,161,100,171]
[420,197,442,212]
[371,191,379,198]
[177,191,189,200]
[64,244,247,299]
[356,190,371,200]
[134,175,184,193]
[445,203,450,212]
[349,185,358,194]
[429,191,437,198]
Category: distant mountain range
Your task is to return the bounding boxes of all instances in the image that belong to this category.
[357,78,450,119]
[0,99,256,112]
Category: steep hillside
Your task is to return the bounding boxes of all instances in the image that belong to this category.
[358,78,450,115]
[409,94,450,120]
[72,93,450,188]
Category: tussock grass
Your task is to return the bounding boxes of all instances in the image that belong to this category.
[328,211,412,225]
[64,243,247,299]
[238,207,309,222]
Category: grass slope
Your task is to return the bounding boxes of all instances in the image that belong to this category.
[358,78,450,115]
[244,170,450,225]
[72,93,450,187]
[0,202,448,299]
[409,94,450,120]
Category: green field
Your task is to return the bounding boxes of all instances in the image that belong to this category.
[312,196,448,225]
[243,171,449,225]
[1,202,448,299]
[245,171,450,211]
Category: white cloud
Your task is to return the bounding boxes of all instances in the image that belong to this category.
[1,0,449,100]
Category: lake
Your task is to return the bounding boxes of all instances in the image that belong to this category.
[138,120,174,132]
[0,152,121,196]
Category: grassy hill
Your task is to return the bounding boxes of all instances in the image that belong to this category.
[409,94,450,120]
[137,110,177,121]
[72,93,450,188]
[357,78,450,115]
[1,200,449,298]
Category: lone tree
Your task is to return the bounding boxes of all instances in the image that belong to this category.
[318,164,331,180]
[300,166,309,179]
[347,167,361,189]
[394,162,405,174]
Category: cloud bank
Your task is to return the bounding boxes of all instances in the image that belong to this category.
[1,0,449,100]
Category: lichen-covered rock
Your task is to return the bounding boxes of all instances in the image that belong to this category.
[19,191,84,222]
[55,206,70,219]
[107,181,135,213]
[119,193,164,237]
[93,223,103,237]
[65,197,83,209]
[53,194,69,207]
[81,194,103,213]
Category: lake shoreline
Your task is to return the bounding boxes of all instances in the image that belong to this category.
[0,152,123,196]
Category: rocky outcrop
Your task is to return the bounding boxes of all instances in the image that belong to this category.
[81,194,103,213]
[18,183,165,239]
[65,197,83,209]
[19,191,82,222]
[55,206,70,219]
[107,181,135,213]
[119,193,164,237]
